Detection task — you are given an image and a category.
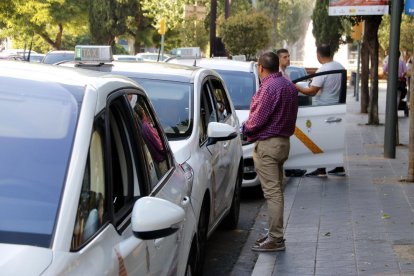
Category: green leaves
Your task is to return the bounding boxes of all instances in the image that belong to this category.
[0,0,88,51]
[311,0,343,53]
[217,9,270,60]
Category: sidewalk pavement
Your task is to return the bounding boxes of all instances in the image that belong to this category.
[249,83,414,275]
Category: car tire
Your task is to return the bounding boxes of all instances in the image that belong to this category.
[221,165,241,229]
[193,200,209,275]
[185,238,197,276]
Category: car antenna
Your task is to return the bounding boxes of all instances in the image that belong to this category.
[193,54,197,67]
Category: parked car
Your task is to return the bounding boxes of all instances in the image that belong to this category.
[0,49,38,61]
[167,57,347,187]
[59,45,243,274]
[135,52,171,62]
[28,53,46,63]
[113,54,140,61]
[42,50,74,64]
[0,60,197,275]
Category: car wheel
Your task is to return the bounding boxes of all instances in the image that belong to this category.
[221,166,241,229]
[185,239,197,276]
[193,201,209,275]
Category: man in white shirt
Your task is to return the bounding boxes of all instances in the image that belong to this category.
[295,44,346,177]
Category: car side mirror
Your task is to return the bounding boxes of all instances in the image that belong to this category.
[131,197,185,240]
[206,122,238,147]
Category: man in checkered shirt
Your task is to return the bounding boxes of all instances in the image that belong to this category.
[242,51,298,252]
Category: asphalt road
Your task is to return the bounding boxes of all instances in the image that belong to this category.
[203,186,265,276]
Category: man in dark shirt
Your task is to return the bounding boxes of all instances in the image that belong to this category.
[242,52,298,252]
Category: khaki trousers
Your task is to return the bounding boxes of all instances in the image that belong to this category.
[253,136,290,241]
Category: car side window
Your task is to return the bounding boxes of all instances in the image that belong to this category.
[129,94,170,190]
[71,121,108,250]
[106,91,146,227]
[199,81,217,143]
[209,78,231,121]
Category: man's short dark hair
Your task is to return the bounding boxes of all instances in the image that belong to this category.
[316,44,331,58]
[258,52,279,73]
[276,48,289,56]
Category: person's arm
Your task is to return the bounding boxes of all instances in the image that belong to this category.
[295,83,320,96]
[383,61,389,75]
[402,61,408,77]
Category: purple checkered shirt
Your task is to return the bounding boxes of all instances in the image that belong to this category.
[243,72,298,142]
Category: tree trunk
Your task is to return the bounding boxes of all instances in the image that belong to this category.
[54,24,63,50]
[365,16,382,125]
[361,36,369,113]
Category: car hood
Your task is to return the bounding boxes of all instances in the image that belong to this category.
[235,109,249,125]
[169,140,191,164]
[0,244,52,274]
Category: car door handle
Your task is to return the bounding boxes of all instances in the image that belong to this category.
[325,117,342,123]
[181,196,190,208]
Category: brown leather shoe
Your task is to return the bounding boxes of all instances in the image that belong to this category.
[251,238,286,252]
[255,235,267,245]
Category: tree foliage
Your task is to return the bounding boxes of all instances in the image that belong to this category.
[379,15,414,56]
[217,9,270,60]
[311,0,344,53]
[0,0,88,51]
[178,17,209,50]
[278,0,313,48]
[256,0,280,48]
[88,0,132,46]
[141,0,190,31]
[256,0,313,49]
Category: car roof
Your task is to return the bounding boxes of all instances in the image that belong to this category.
[0,60,135,93]
[167,58,256,73]
[63,60,210,83]
[46,50,75,54]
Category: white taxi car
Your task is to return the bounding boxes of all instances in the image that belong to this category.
[167,57,347,187]
[0,61,197,275]
[59,45,243,275]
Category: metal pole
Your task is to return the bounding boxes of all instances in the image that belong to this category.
[384,0,403,158]
[356,41,361,101]
[160,35,164,61]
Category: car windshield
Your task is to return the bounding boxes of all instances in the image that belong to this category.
[131,78,192,140]
[43,52,75,64]
[0,78,81,247]
[215,70,256,110]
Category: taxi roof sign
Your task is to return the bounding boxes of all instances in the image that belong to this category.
[75,45,113,63]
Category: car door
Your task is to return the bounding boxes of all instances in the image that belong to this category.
[206,77,238,216]
[127,93,192,275]
[68,90,188,275]
[284,69,347,169]
[200,78,232,224]
[199,79,224,221]
[68,91,148,275]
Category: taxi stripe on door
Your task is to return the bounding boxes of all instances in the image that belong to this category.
[294,126,323,154]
